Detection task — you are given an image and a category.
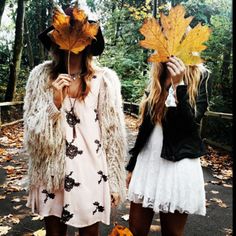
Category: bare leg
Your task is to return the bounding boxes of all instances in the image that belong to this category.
[160,211,188,236]
[129,202,154,236]
[79,222,100,236]
[44,216,67,236]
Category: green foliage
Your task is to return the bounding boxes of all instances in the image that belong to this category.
[96,1,150,102]
[0,0,233,111]
[86,0,96,12]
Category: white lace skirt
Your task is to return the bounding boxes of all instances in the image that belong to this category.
[127,124,206,216]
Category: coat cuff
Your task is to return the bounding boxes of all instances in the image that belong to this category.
[176,85,188,103]
[47,102,61,121]
[125,154,137,172]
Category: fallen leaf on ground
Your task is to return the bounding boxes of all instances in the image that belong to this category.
[210,190,219,194]
[6,185,22,192]
[11,198,21,203]
[0,226,11,235]
[223,184,232,188]
[210,198,228,208]
[121,214,129,221]
[33,228,46,236]
[11,216,20,224]
[0,195,6,200]
[224,228,232,236]
[32,215,44,221]
[150,225,161,232]
[3,165,15,174]
[13,205,22,210]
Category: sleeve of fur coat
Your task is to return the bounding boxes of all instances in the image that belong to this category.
[98,68,127,202]
[23,62,65,162]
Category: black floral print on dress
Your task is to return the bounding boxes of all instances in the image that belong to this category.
[65,171,81,192]
[94,140,101,153]
[66,140,83,159]
[61,204,74,223]
[92,202,105,215]
[97,171,108,184]
[42,189,55,203]
[66,108,80,127]
[94,109,99,122]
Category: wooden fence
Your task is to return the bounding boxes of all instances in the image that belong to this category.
[123,102,232,152]
[0,101,232,151]
[0,101,24,128]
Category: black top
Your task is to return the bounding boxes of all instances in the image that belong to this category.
[126,71,212,172]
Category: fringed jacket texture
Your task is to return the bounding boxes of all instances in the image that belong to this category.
[23,61,127,202]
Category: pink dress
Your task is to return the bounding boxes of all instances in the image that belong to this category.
[26,74,111,228]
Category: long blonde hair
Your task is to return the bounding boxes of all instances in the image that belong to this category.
[138,62,207,125]
[49,43,95,100]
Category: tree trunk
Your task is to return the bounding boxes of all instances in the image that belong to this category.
[24,18,34,68]
[220,44,232,100]
[48,0,55,25]
[36,0,45,61]
[5,0,25,102]
[0,0,6,26]
[153,0,158,18]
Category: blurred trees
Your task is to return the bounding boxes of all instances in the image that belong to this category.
[4,0,25,101]
[0,0,233,112]
[0,0,6,26]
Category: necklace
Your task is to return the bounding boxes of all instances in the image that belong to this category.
[71,72,81,80]
[66,74,81,140]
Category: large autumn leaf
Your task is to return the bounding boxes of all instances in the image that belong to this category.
[108,224,133,236]
[139,5,211,65]
[50,6,99,54]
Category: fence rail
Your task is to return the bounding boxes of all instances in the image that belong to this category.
[123,102,232,152]
[0,101,24,128]
[0,101,232,152]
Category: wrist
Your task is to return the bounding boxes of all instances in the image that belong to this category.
[53,98,61,109]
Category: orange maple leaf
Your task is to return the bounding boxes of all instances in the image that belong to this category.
[109,224,133,236]
[50,6,99,54]
[139,5,211,65]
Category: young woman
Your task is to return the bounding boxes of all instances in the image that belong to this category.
[126,56,211,236]
[24,7,126,236]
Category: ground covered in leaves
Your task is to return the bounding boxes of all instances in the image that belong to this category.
[0,118,233,236]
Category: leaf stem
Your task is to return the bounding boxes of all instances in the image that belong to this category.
[67,50,71,96]
[67,50,71,75]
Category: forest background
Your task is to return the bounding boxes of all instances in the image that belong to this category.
[0,0,232,112]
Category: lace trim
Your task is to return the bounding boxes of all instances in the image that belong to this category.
[127,192,206,216]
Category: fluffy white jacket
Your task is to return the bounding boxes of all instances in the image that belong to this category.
[23,61,127,201]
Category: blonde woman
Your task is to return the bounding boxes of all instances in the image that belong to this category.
[126,56,211,236]
[24,7,126,236]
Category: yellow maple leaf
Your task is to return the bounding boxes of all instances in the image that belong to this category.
[139,4,211,65]
[139,17,169,62]
[50,6,99,54]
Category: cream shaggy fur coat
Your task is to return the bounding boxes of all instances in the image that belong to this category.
[23,61,127,201]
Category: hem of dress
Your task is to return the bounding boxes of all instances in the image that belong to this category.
[26,202,110,228]
[127,193,206,216]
